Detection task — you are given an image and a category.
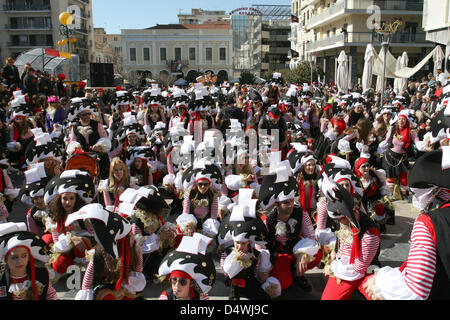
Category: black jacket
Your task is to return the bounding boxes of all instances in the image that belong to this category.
[1,64,20,86]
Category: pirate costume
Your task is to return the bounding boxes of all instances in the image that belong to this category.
[319,172,380,300]
[379,109,423,200]
[67,204,145,300]
[44,169,97,274]
[116,186,176,282]
[361,148,450,300]
[181,162,222,236]
[221,189,281,300]
[67,98,111,179]
[19,163,52,244]
[7,91,35,171]
[142,84,167,134]
[0,222,56,300]
[126,146,156,187]
[259,155,321,292]
[355,157,395,233]
[158,233,216,300]
[109,113,146,163]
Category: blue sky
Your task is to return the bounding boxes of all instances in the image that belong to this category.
[92,0,291,34]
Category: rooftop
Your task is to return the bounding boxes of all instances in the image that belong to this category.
[146,22,231,30]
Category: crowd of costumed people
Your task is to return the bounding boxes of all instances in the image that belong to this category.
[0,58,449,300]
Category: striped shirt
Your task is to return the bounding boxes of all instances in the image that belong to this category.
[337,225,380,274]
[182,187,218,220]
[402,214,437,299]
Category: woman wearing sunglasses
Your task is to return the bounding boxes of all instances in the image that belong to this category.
[355,157,395,234]
[158,233,215,300]
[181,164,223,233]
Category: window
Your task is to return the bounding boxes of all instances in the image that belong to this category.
[160,47,167,61]
[130,48,136,61]
[206,48,212,61]
[219,48,226,61]
[189,47,196,61]
[174,47,181,61]
[143,48,150,61]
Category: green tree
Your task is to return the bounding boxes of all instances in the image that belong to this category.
[282,61,324,85]
[239,70,255,85]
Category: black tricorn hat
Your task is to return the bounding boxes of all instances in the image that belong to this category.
[429,107,450,140]
[408,150,450,189]
[321,172,359,229]
[65,203,131,259]
[134,185,170,211]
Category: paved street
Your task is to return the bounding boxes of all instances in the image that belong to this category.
[7,170,417,300]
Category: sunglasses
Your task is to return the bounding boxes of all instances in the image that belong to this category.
[197,182,210,187]
[170,277,188,286]
[360,164,369,169]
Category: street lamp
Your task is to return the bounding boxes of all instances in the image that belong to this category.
[375,20,402,108]
[58,12,76,53]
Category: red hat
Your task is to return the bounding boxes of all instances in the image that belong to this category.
[78,81,86,89]
[57,73,65,81]
[96,88,105,93]
[354,157,369,178]
[115,86,122,91]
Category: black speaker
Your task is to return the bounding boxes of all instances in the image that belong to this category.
[90,63,114,87]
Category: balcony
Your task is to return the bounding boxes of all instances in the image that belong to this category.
[306,0,347,30]
[306,31,432,53]
[306,0,424,30]
[5,23,51,30]
[8,41,53,48]
[2,4,50,11]
[166,60,189,67]
[306,33,346,52]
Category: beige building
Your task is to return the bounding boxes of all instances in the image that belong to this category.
[121,23,233,85]
[289,0,434,84]
[0,0,94,78]
[178,8,229,24]
[93,27,122,73]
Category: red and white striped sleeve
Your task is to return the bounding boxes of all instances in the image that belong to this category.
[46,281,58,300]
[132,223,143,236]
[403,216,437,299]
[51,230,62,243]
[210,196,218,219]
[81,260,95,290]
[182,188,191,214]
[315,197,328,231]
[220,251,228,275]
[353,230,380,274]
[134,244,143,273]
[158,291,169,300]
[300,210,316,239]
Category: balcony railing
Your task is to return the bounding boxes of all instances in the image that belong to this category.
[8,41,53,47]
[306,31,429,52]
[307,0,423,29]
[307,0,346,29]
[3,4,51,11]
[5,23,51,30]
[166,60,189,67]
[373,0,423,11]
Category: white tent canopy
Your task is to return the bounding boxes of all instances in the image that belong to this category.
[360,45,446,92]
[362,44,376,93]
[336,50,349,93]
[393,52,409,94]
